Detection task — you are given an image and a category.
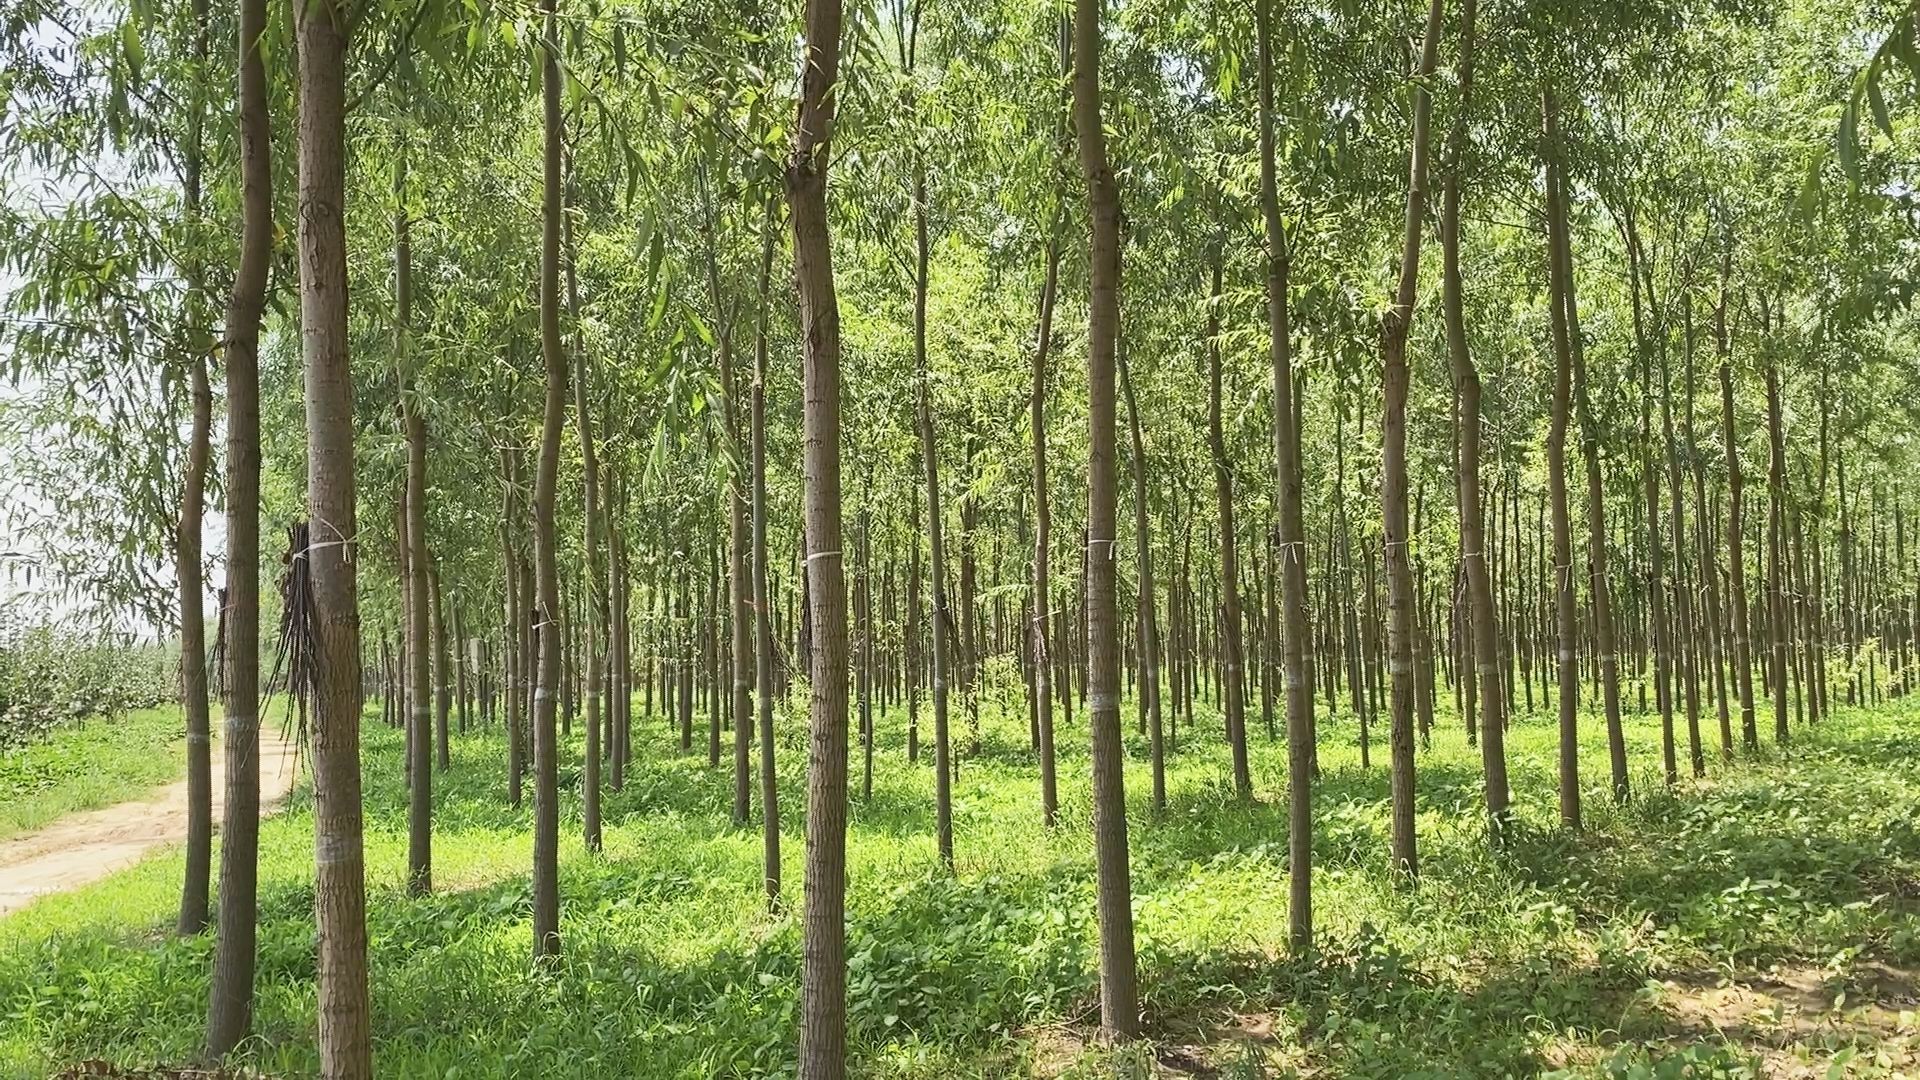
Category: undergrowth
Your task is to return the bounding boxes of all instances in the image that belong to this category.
[1,680,1916,1077]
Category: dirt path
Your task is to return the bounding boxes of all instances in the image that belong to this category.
[0,725,301,917]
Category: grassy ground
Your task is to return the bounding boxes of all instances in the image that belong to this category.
[0,707,192,839]
[1,679,1917,1078]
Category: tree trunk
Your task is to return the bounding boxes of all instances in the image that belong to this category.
[1073,0,1140,1040]
[788,0,852,1069]
[296,0,373,1062]
[1118,346,1164,812]
[911,156,956,869]
[1438,0,1507,839]
[1258,0,1314,953]
[1718,254,1758,752]
[1204,258,1252,800]
[1379,0,1443,874]
[204,0,269,1047]
[568,203,605,853]
[175,0,213,940]
[1764,346,1791,745]
[398,143,432,898]
[531,0,565,961]
[752,200,781,901]
[1031,234,1062,824]
[1541,87,1581,831]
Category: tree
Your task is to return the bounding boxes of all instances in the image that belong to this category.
[788,0,852,1072]
[531,0,565,962]
[1257,0,1314,954]
[295,0,373,1064]
[1379,0,1445,875]
[203,0,271,1049]
[1072,0,1139,1041]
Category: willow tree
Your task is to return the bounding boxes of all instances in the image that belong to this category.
[1379,0,1445,876]
[296,0,373,1063]
[530,0,566,962]
[204,0,272,1049]
[788,0,853,1072]
[1073,0,1139,1041]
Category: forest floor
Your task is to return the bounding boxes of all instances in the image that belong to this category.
[0,722,298,916]
[0,683,1917,1078]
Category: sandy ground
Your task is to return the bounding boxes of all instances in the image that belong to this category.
[0,725,301,917]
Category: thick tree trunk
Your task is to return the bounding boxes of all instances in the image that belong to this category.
[295,0,373,1065]
[788,0,852,1070]
[1073,0,1140,1040]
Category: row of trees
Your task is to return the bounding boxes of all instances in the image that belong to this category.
[7,0,1920,1073]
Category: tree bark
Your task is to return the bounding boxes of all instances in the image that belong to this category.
[752,200,781,901]
[1379,0,1444,874]
[1204,258,1252,800]
[531,0,565,961]
[175,0,213,940]
[788,0,851,1069]
[1718,253,1758,752]
[1257,0,1314,953]
[205,0,268,1025]
[1541,87,1582,831]
[296,0,373,1064]
[1030,232,1062,825]
[397,143,432,898]
[1438,0,1507,839]
[1073,0,1140,1039]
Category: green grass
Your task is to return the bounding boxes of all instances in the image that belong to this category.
[1,678,1917,1078]
[0,706,192,839]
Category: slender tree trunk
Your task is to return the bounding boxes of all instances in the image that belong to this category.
[1541,87,1582,831]
[788,0,852,1068]
[1379,0,1443,874]
[1764,347,1791,745]
[296,0,373,1062]
[175,0,214,938]
[1119,347,1164,812]
[912,157,955,870]
[432,561,450,768]
[1031,234,1062,825]
[531,0,565,961]
[1258,0,1314,953]
[752,201,781,901]
[397,144,433,898]
[204,0,269,1044]
[1546,100,1628,804]
[1074,0,1140,1039]
[1718,256,1757,752]
[567,205,605,853]
[1204,259,1252,800]
[1438,0,1507,839]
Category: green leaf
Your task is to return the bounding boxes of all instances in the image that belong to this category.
[120,21,144,82]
